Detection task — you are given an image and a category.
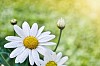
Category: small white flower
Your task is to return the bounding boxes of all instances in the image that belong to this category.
[40,51,68,66]
[57,18,65,30]
[4,22,56,65]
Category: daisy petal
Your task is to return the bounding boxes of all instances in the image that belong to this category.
[15,54,20,63]
[4,42,23,48]
[39,42,56,46]
[32,50,40,66]
[58,56,68,65]
[22,21,30,37]
[60,65,66,66]
[36,26,45,38]
[14,25,25,38]
[34,59,41,66]
[32,49,39,59]
[39,60,45,66]
[40,31,51,36]
[56,52,62,62]
[5,36,22,41]
[39,35,55,42]
[10,46,25,58]
[29,50,34,65]
[44,51,52,61]
[51,52,57,61]
[30,23,38,37]
[36,46,47,56]
[19,48,29,63]
[37,31,51,39]
[36,46,53,56]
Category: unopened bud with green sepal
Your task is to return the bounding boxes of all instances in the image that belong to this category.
[57,18,65,30]
[10,19,17,25]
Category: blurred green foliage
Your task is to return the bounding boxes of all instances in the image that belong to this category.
[0,0,100,66]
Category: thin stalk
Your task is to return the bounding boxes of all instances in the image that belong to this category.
[0,54,10,66]
[14,29,15,36]
[54,29,62,52]
[0,52,9,56]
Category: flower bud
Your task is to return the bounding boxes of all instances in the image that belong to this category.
[10,19,17,25]
[57,18,65,30]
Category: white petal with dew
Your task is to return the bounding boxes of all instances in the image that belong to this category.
[51,52,57,61]
[39,60,45,66]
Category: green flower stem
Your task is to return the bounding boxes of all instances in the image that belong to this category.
[54,29,62,52]
[14,29,16,36]
[0,54,10,66]
[0,52,9,56]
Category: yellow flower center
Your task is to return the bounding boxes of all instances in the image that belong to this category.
[46,61,57,66]
[23,36,38,49]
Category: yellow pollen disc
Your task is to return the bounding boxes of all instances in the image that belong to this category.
[23,36,38,49]
[46,61,57,66]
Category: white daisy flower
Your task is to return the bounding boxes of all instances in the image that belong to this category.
[40,52,68,66]
[4,22,56,65]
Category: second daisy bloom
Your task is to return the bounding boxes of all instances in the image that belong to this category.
[40,51,68,66]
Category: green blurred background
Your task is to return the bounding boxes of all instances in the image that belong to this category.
[0,0,100,66]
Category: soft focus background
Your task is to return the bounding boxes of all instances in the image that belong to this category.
[0,0,100,66]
